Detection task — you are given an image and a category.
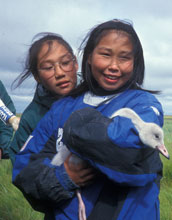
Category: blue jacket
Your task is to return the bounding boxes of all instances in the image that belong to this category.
[12,89,163,220]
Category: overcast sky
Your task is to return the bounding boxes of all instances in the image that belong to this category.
[0,0,172,114]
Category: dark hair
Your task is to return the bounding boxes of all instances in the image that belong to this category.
[12,32,74,89]
[70,19,159,96]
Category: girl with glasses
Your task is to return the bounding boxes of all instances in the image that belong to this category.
[9,33,79,165]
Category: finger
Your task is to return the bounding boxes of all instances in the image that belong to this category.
[69,162,91,171]
[76,169,94,178]
[79,168,99,177]
[82,173,96,182]
[78,176,96,187]
[77,172,97,185]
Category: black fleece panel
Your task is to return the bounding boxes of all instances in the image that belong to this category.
[63,107,162,175]
[14,134,74,213]
[87,180,129,220]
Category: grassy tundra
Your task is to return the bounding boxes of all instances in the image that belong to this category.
[159,116,172,220]
[0,116,172,219]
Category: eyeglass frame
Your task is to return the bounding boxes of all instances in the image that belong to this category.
[38,57,76,73]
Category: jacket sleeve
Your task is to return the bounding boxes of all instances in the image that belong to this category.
[63,104,163,187]
[9,99,49,165]
[12,107,78,212]
[0,121,14,158]
[0,81,16,159]
[9,115,33,165]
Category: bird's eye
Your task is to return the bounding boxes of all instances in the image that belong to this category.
[155,134,159,139]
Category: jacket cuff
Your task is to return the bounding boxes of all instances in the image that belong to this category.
[55,164,79,194]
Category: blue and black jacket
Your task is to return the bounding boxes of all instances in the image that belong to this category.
[12,89,163,220]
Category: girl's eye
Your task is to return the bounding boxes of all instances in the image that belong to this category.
[119,56,131,61]
[100,53,110,57]
[121,56,129,59]
[41,66,53,71]
[61,60,71,66]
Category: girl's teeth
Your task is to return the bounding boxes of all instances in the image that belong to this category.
[106,75,117,80]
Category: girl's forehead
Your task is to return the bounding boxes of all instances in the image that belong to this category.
[38,41,69,61]
[40,41,68,54]
[98,30,131,43]
[95,30,133,50]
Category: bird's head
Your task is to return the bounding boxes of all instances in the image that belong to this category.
[139,122,170,159]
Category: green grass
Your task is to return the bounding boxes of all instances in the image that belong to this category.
[0,116,172,219]
[0,160,43,220]
[159,116,172,219]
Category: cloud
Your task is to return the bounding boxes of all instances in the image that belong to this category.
[0,69,36,113]
[158,95,172,115]
[0,0,171,114]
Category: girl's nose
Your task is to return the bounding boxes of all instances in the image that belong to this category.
[54,64,65,78]
[110,57,119,66]
[108,59,120,72]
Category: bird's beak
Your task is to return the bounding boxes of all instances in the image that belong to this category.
[156,145,170,160]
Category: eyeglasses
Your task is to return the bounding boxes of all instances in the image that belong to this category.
[38,57,76,73]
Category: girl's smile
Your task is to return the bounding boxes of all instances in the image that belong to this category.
[103,73,120,83]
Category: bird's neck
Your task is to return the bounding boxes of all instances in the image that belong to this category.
[111,108,144,132]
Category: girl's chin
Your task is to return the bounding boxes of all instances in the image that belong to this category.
[101,84,121,91]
